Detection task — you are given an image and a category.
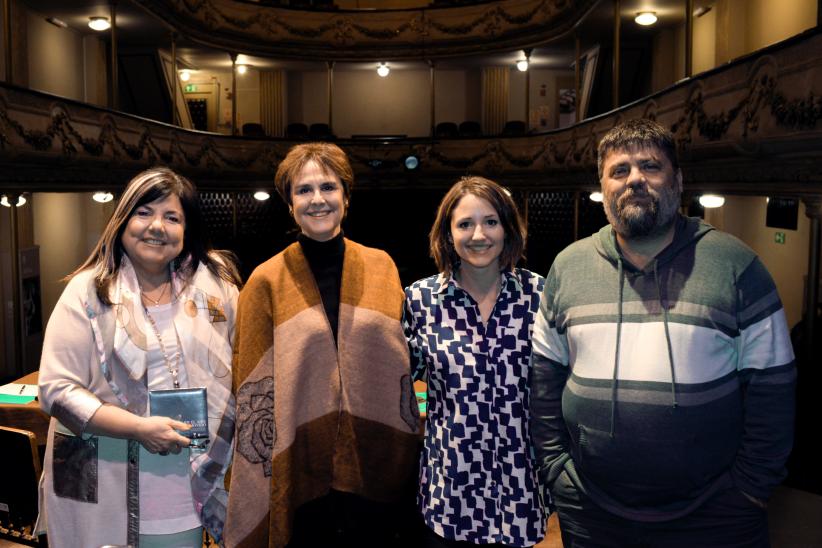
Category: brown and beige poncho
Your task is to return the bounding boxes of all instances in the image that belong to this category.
[224,239,420,547]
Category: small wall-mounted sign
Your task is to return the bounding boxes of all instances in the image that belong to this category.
[184,84,197,93]
[774,232,786,244]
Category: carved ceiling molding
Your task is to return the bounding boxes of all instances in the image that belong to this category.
[132,0,595,60]
[2,31,822,194]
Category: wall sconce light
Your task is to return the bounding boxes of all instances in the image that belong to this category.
[377,63,390,78]
[253,191,270,201]
[589,191,603,202]
[179,70,191,82]
[516,59,529,72]
[634,12,658,26]
[88,16,111,31]
[236,64,248,75]
[1,195,27,207]
[92,192,114,203]
[699,194,725,208]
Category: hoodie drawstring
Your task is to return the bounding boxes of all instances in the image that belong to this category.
[653,260,678,408]
[610,258,624,438]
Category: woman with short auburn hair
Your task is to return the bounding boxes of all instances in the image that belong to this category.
[405,175,547,547]
[225,142,419,547]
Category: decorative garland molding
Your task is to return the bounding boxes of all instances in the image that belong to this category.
[132,0,597,60]
[2,30,822,195]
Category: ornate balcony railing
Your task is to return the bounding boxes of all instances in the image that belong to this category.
[134,0,599,60]
[2,29,822,195]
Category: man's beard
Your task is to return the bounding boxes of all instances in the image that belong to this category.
[604,184,680,238]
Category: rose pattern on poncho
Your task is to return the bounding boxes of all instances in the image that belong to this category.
[236,376,275,477]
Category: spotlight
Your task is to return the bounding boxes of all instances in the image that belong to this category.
[404,155,419,170]
[253,191,270,201]
[92,191,114,203]
[236,64,248,75]
[699,194,725,208]
[377,63,390,78]
[516,59,529,72]
[635,12,657,26]
[179,70,191,82]
[589,191,603,202]
[88,16,110,31]
[1,195,27,207]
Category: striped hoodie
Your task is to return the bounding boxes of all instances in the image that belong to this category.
[530,215,796,521]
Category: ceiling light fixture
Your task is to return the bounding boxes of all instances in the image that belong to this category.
[88,16,111,31]
[92,191,114,203]
[46,16,68,29]
[634,11,658,26]
[179,69,191,82]
[516,59,529,72]
[694,6,712,18]
[236,64,248,75]
[1,195,27,207]
[377,63,390,77]
[699,194,725,208]
[253,191,270,201]
[589,191,604,202]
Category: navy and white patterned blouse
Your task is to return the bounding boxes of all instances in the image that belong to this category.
[404,268,546,547]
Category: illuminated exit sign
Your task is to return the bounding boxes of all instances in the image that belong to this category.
[184,84,197,93]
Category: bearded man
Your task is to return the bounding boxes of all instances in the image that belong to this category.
[529,119,796,547]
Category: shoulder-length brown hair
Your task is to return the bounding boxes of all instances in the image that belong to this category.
[274,142,354,205]
[70,167,241,304]
[429,176,526,275]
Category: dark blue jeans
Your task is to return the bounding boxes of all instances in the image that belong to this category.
[552,469,770,548]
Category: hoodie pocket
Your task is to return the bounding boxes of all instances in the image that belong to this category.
[52,432,98,503]
[577,424,698,504]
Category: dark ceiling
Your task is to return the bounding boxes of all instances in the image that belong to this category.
[20,0,714,72]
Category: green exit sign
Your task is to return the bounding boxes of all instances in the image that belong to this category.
[774,232,786,244]
[184,84,197,93]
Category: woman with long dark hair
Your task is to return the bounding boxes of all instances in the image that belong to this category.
[38,167,241,547]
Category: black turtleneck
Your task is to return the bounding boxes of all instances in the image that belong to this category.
[298,231,345,344]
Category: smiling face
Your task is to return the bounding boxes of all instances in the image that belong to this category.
[450,193,505,274]
[120,193,185,278]
[290,160,346,242]
[601,145,683,239]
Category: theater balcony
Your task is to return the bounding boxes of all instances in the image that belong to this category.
[1,1,822,505]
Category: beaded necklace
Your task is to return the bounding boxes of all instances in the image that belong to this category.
[139,281,181,389]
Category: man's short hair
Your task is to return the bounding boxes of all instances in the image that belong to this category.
[597,119,679,179]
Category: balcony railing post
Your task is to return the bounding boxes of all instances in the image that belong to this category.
[612,0,620,109]
[230,52,238,136]
[685,0,694,77]
[429,59,435,138]
[8,193,24,376]
[171,32,178,125]
[109,1,118,110]
[327,61,334,134]
[3,0,11,83]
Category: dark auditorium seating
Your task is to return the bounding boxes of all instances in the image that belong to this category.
[309,123,335,140]
[435,122,459,138]
[458,120,481,137]
[242,123,266,137]
[501,120,527,136]
[285,122,309,139]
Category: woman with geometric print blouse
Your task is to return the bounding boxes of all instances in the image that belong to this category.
[404,176,547,548]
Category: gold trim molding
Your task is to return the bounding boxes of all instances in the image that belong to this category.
[133,0,597,60]
[2,30,822,195]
